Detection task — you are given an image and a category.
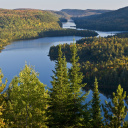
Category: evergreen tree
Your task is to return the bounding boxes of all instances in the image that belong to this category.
[69,42,88,127]
[5,64,48,128]
[48,44,71,127]
[91,78,103,128]
[102,85,127,128]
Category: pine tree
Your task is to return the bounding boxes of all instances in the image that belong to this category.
[102,84,127,128]
[91,78,103,128]
[69,42,88,127]
[5,64,48,127]
[48,44,71,127]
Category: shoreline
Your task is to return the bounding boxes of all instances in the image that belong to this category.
[0,29,98,52]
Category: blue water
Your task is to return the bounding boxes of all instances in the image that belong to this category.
[0,36,82,89]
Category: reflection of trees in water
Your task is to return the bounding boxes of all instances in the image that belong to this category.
[84,85,128,99]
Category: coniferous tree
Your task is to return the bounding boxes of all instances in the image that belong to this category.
[91,78,103,128]
[48,44,71,127]
[102,85,127,128]
[69,42,88,127]
[5,64,48,128]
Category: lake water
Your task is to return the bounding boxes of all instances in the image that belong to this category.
[0,20,126,117]
[0,36,82,89]
[63,19,76,29]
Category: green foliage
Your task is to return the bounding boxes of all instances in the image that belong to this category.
[3,64,48,127]
[0,69,7,127]
[0,62,128,127]
[69,42,88,127]
[102,85,127,128]
[49,44,89,127]
[39,29,98,37]
[91,78,103,128]
[48,44,73,127]
[0,105,5,127]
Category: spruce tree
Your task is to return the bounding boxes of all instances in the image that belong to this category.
[48,44,71,127]
[102,84,127,128]
[5,64,48,128]
[91,78,103,128]
[69,42,88,127]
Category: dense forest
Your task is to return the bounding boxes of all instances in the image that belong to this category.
[0,9,98,51]
[39,29,98,37]
[49,34,128,97]
[1,44,128,127]
[72,6,128,31]
[0,9,61,51]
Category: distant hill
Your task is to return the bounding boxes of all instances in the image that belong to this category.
[15,8,70,21]
[0,9,61,50]
[47,10,70,22]
[14,8,39,10]
[61,9,111,17]
[73,6,128,31]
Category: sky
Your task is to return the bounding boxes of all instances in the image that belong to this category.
[0,0,128,11]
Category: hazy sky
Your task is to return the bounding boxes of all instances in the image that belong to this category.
[0,0,128,10]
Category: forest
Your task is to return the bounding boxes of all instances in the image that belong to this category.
[72,6,128,31]
[0,9,98,52]
[39,29,97,37]
[1,43,128,127]
[49,34,128,97]
[0,9,61,51]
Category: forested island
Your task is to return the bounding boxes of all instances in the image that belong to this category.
[0,9,98,51]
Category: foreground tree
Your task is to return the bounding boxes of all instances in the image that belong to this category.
[4,64,48,127]
[48,44,72,127]
[69,42,88,127]
[102,85,127,128]
[91,78,103,128]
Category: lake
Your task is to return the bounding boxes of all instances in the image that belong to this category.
[0,19,125,111]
